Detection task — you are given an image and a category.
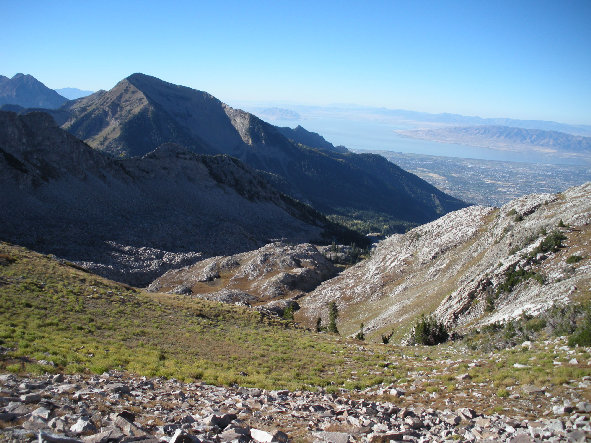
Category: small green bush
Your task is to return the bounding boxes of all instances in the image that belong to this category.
[532,231,567,255]
[327,302,339,334]
[568,312,591,347]
[355,323,365,341]
[381,331,394,344]
[410,315,449,346]
[566,255,583,264]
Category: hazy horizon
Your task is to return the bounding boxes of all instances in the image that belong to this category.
[3,0,590,126]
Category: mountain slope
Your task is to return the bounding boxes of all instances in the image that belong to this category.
[0,111,360,286]
[148,242,337,308]
[0,73,67,109]
[297,183,591,341]
[276,125,348,153]
[59,73,467,230]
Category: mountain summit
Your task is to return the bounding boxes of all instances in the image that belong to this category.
[0,73,67,109]
[60,73,466,231]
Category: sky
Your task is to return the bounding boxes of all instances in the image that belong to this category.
[2,0,591,125]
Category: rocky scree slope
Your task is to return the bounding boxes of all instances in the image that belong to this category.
[2,371,590,443]
[0,74,68,109]
[297,183,591,340]
[0,111,355,286]
[148,242,337,313]
[57,73,466,230]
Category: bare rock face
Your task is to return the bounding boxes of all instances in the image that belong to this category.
[297,183,591,340]
[148,242,337,306]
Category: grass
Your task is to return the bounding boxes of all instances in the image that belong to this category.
[2,241,590,420]
[0,242,406,390]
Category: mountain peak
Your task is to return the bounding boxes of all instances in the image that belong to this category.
[0,73,67,109]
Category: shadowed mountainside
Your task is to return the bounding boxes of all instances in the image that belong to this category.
[0,111,363,286]
[58,73,466,230]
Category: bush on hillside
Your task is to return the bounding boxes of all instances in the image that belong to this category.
[409,314,449,346]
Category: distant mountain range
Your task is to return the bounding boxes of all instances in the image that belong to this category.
[0,73,67,109]
[47,73,466,231]
[0,72,467,234]
[397,125,591,161]
[0,111,363,285]
[54,87,94,100]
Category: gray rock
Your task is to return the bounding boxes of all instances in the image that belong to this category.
[566,430,588,442]
[368,432,406,443]
[70,417,97,435]
[0,412,17,421]
[169,428,201,443]
[113,414,146,437]
[38,431,83,443]
[457,407,477,420]
[313,431,350,443]
[32,406,52,420]
[48,417,67,432]
[21,393,42,403]
[219,426,250,442]
[271,430,289,443]
[104,383,130,395]
[251,428,273,442]
[203,413,237,430]
[0,374,15,383]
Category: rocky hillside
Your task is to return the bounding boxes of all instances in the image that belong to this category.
[0,111,360,286]
[0,74,67,109]
[57,73,466,230]
[297,183,591,340]
[148,242,336,312]
[2,241,590,442]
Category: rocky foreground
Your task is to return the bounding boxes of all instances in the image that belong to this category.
[1,371,590,443]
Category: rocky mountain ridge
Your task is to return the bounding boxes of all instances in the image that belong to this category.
[0,111,359,286]
[0,74,67,109]
[56,73,466,230]
[297,183,591,340]
[148,242,337,313]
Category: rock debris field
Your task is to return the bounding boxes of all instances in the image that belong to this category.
[1,371,590,443]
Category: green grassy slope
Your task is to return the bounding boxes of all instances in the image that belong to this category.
[1,241,590,417]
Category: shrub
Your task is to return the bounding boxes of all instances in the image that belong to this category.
[381,331,394,344]
[282,305,294,321]
[533,230,567,255]
[410,315,449,346]
[327,302,339,334]
[568,309,591,347]
[355,323,365,341]
[566,255,583,264]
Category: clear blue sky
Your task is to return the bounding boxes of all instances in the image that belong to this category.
[2,0,590,124]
